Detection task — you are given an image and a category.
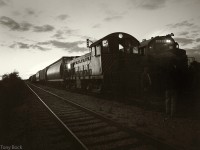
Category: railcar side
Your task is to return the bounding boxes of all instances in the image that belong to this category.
[30,74,36,82]
[36,71,40,82]
[44,57,76,87]
[39,68,47,82]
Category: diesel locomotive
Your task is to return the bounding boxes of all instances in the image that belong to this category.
[30,32,188,97]
[139,33,188,96]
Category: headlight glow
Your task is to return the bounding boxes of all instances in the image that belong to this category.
[67,63,71,69]
[166,39,171,43]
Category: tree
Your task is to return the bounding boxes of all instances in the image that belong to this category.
[1,71,25,106]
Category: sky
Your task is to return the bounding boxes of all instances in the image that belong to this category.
[0,0,200,79]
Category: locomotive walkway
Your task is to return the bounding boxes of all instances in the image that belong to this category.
[27,83,181,150]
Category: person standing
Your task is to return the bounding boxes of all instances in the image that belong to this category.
[165,62,179,118]
[141,67,152,105]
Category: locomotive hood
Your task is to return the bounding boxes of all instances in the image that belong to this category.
[150,51,178,67]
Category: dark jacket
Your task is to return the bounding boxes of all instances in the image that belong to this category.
[165,65,180,90]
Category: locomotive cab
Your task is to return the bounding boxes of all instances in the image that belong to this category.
[89,32,140,93]
[89,32,140,72]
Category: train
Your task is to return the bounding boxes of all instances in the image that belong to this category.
[29,32,188,97]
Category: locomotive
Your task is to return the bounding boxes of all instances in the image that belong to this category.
[30,32,188,97]
[139,33,188,96]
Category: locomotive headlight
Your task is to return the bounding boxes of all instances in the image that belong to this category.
[67,63,71,69]
[166,39,171,43]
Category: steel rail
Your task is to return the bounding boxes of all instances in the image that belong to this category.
[26,84,89,150]
[28,83,183,150]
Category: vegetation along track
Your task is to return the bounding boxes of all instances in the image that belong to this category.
[27,83,181,150]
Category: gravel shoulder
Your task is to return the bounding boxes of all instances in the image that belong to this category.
[38,84,200,150]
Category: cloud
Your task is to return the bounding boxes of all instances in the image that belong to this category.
[0,16,21,31]
[9,43,16,49]
[38,40,87,52]
[0,16,55,32]
[9,42,30,49]
[12,8,38,17]
[31,45,50,51]
[191,33,199,38]
[9,42,50,51]
[92,24,101,28]
[196,38,200,42]
[104,15,123,22]
[193,44,200,51]
[65,29,78,34]
[80,35,95,41]
[20,22,33,31]
[52,29,78,39]
[135,0,167,10]
[167,20,194,28]
[186,44,200,61]
[0,0,7,7]
[52,30,64,39]
[178,31,189,36]
[15,42,29,49]
[50,40,87,52]
[25,8,36,16]
[37,41,50,45]
[174,37,194,46]
[12,11,21,16]
[33,25,54,32]
[56,14,69,20]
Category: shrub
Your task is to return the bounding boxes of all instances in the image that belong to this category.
[1,71,26,108]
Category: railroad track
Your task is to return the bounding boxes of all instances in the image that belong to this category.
[27,83,181,150]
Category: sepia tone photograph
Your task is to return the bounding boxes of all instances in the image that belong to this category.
[0,0,200,149]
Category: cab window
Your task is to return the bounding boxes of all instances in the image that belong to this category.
[139,47,145,55]
[102,40,109,53]
[119,44,124,52]
[96,45,101,56]
[119,38,138,54]
[92,47,95,56]
[133,47,139,54]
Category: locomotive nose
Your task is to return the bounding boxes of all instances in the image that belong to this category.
[151,51,177,67]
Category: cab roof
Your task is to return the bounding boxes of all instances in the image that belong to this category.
[89,32,139,48]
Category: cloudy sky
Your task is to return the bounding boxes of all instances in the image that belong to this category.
[0,0,200,79]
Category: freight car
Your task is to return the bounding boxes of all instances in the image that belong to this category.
[36,71,40,82]
[39,68,47,83]
[38,57,77,86]
[29,74,36,82]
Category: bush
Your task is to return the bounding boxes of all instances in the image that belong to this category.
[0,71,26,135]
[1,71,26,108]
